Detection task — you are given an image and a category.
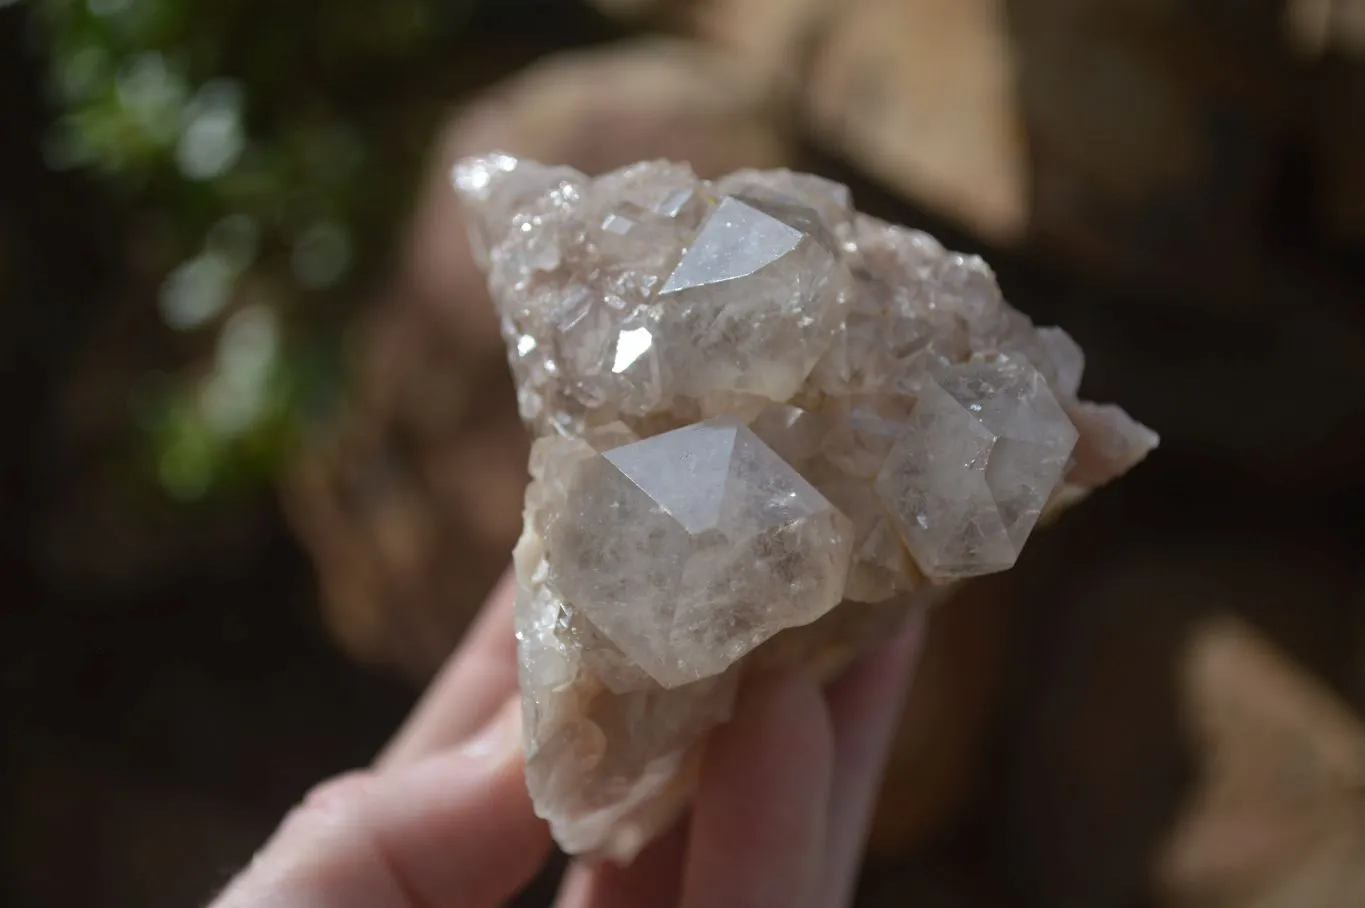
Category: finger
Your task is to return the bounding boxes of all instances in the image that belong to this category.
[681,668,834,908]
[555,820,688,908]
[214,697,550,908]
[378,569,519,768]
[817,611,927,908]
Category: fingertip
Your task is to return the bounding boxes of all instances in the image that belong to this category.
[705,667,835,810]
[819,608,928,908]
[378,569,520,769]
[731,666,835,767]
[368,729,553,908]
[829,608,927,708]
[222,699,551,908]
[682,667,833,908]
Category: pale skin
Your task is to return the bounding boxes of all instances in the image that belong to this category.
[211,571,926,908]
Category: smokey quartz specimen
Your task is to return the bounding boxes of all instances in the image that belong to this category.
[455,153,1158,862]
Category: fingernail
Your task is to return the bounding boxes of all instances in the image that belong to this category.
[457,696,523,763]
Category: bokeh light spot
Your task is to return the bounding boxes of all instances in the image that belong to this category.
[291,221,352,289]
[159,253,237,330]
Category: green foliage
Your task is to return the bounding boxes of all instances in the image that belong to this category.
[34,0,450,501]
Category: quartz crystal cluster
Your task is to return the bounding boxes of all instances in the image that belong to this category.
[454,152,1158,862]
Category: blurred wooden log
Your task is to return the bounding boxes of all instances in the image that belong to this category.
[441,37,791,178]
[1158,617,1365,907]
[593,0,1305,279]
[807,0,1028,244]
[690,0,831,98]
[589,0,1029,242]
[997,523,1362,907]
[283,301,526,680]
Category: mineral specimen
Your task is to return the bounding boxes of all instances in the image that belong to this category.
[454,152,1157,862]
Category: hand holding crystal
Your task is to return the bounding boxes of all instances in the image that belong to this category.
[210,574,925,908]
[214,150,1155,907]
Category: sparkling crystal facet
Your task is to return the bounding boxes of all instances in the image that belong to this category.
[551,417,853,688]
[656,196,849,401]
[874,355,1079,580]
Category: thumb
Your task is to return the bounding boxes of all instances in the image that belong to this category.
[213,697,551,908]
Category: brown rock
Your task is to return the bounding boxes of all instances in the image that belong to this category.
[445,38,791,178]
[806,0,1028,244]
[690,0,834,96]
[1001,530,1359,907]
[1159,617,1365,907]
[283,303,528,680]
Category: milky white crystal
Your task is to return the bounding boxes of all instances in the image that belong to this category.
[455,153,1158,862]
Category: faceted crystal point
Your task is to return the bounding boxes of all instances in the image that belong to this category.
[875,355,1079,581]
[549,417,854,688]
[660,197,803,294]
[714,168,856,244]
[1064,400,1160,488]
[460,153,1157,863]
[656,196,850,401]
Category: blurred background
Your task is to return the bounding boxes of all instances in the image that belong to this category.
[4,0,1365,905]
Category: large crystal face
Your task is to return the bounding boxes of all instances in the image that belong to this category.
[454,153,1158,863]
[874,355,1078,581]
[654,196,849,401]
[550,418,853,689]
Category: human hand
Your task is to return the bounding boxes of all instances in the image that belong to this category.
[211,573,925,908]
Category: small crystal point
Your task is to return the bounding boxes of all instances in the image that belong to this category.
[660,196,804,294]
[1065,400,1160,488]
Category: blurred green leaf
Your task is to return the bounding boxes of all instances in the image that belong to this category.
[35,0,450,502]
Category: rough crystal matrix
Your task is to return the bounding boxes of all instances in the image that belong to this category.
[455,152,1158,862]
